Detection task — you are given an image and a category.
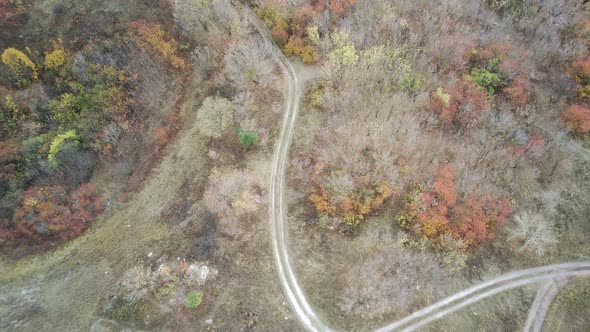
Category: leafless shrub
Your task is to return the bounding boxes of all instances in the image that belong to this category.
[173,0,213,35]
[113,158,136,179]
[121,265,156,303]
[203,168,262,239]
[20,121,42,136]
[196,96,234,138]
[96,124,122,149]
[438,235,468,273]
[120,258,217,304]
[339,232,448,319]
[540,191,560,215]
[192,46,219,78]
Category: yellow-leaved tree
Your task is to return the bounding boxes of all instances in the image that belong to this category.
[1,48,38,84]
[44,40,67,71]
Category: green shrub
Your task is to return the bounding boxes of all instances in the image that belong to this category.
[311,87,324,107]
[237,128,258,148]
[328,30,359,68]
[317,213,331,229]
[48,130,79,165]
[487,57,501,72]
[185,290,203,309]
[2,96,22,128]
[110,297,140,321]
[468,68,502,95]
[400,72,424,96]
[22,136,46,159]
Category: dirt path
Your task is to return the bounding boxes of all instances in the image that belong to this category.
[2,3,589,331]
[524,278,569,332]
[240,4,333,332]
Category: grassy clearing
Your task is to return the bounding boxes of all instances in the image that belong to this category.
[419,287,536,332]
[544,278,590,331]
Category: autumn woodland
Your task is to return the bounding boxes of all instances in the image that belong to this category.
[1,0,590,331]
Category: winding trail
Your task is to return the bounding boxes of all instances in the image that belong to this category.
[242,4,590,332]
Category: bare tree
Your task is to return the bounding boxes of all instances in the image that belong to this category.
[224,36,276,90]
[508,211,557,257]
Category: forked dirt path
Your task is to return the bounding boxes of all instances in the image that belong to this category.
[377,264,590,332]
[242,4,590,332]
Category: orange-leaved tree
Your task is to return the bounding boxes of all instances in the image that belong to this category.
[429,79,490,126]
[128,21,187,70]
[563,104,590,135]
[309,167,394,233]
[412,165,510,248]
[7,183,103,245]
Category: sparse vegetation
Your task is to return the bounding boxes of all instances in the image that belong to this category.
[339,232,449,319]
[203,168,262,239]
[284,0,590,329]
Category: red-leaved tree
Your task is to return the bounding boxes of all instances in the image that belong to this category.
[429,80,490,127]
